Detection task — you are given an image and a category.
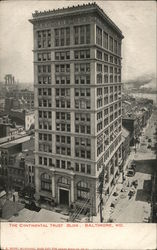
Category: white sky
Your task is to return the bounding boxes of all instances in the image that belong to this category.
[0,0,156,83]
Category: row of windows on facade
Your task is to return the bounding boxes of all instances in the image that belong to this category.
[56,123,91,134]
[38,87,92,97]
[38,111,90,123]
[97,64,121,74]
[37,25,121,57]
[58,147,91,159]
[37,49,121,63]
[38,98,91,109]
[39,88,91,98]
[97,128,121,156]
[38,110,120,132]
[56,146,71,156]
[38,63,91,74]
[38,73,120,86]
[37,75,121,85]
[97,50,121,65]
[39,135,91,147]
[97,116,121,133]
[40,146,92,159]
[37,25,90,48]
[97,136,122,171]
[97,115,121,133]
[97,86,121,96]
[97,111,121,124]
[38,157,91,175]
[97,74,121,84]
[38,75,90,85]
[38,120,120,135]
[97,106,121,121]
[38,122,91,135]
[96,26,121,56]
[37,50,89,61]
[97,94,120,108]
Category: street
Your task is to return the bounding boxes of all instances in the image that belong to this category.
[96,110,157,223]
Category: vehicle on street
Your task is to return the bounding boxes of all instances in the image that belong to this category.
[25,201,41,212]
[126,169,135,177]
[128,187,136,199]
[148,138,152,142]
[132,180,138,188]
[147,144,151,149]
[129,161,136,170]
[113,192,118,196]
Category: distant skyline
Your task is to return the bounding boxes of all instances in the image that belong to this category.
[0,1,156,86]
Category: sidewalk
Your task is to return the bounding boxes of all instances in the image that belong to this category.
[93,149,135,223]
[93,113,155,223]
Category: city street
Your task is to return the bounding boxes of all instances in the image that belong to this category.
[95,110,157,223]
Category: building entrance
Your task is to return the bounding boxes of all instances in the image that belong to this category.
[59,189,69,206]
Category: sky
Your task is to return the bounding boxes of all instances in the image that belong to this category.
[0,0,156,84]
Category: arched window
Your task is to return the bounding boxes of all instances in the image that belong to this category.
[58,177,70,185]
[77,181,90,201]
[41,173,51,192]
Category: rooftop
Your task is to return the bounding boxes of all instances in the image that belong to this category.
[0,136,31,149]
[30,2,123,37]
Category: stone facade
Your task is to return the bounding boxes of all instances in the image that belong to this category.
[30,3,124,216]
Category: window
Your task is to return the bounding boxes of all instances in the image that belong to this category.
[87,165,91,174]
[74,25,90,45]
[96,26,102,46]
[81,164,85,173]
[37,30,51,48]
[77,181,89,200]
[97,50,102,60]
[41,173,52,192]
[74,50,90,59]
[75,163,79,172]
[103,32,108,49]
[109,36,113,52]
[55,28,70,46]
[39,156,42,165]
[49,158,53,166]
[114,40,118,54]
[56,159,60,168]
[104,53,108,62]
[104,65,108,73]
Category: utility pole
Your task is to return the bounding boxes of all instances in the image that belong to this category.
[98,166,105,223]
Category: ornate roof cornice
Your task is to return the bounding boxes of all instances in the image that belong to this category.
[29,2,124,38]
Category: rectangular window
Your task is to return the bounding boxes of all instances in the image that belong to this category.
[96,26,102,46]
[109,36,113,52]
[103,32,108,49]
[81,164,85,173]
[87,165,91,174]
[75,163,79,172]
[56,159,60,168]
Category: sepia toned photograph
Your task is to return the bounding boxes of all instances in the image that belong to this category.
[0,0,156,226]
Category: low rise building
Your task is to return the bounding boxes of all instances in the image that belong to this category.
[0,136,33,192]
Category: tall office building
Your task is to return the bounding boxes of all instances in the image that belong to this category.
[30,3,124,215]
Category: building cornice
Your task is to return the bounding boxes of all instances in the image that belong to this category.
[29,2,124,38]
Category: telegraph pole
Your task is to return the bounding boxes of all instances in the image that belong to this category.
[98,166,105,223]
